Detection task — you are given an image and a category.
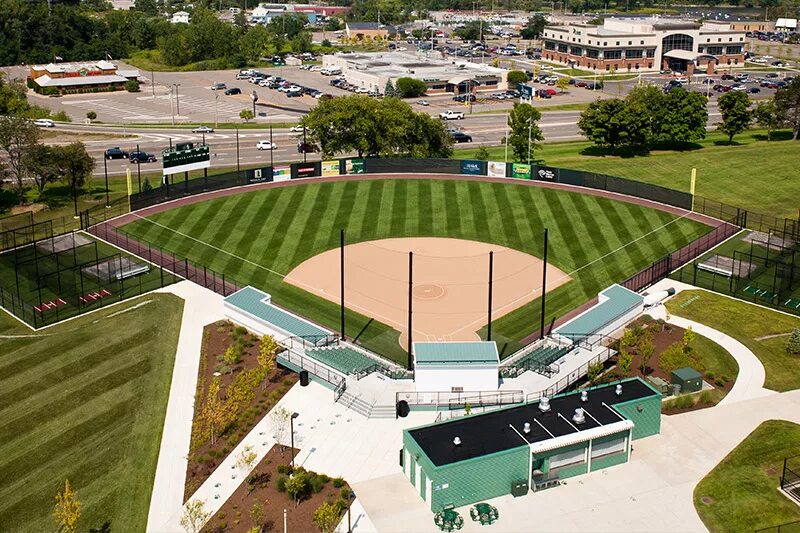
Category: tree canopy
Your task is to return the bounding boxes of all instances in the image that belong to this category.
[774,77,800,140]
[302,95,452,158]
[395,77,427,98]
[507,103,544,163]
[717,91,752,143]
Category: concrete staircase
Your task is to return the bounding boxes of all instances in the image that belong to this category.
[337,389,396,419]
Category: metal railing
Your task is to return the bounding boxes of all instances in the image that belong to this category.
[396,389,524,409]
[281,334,340,351]
[525,343,618,403]
[276,348,347,400]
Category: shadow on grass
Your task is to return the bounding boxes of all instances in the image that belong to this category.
[752,130,795,142]
[578,144,651,158]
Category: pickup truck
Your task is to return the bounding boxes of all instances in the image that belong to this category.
[439,110,465,120]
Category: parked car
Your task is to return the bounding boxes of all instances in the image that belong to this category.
[453,94,476,102]
[256,140,277,150]
[545,88,557,95]
[224,87,242,95]
[192,125,214,134]
[210,82,227,90]
[129,151,157,163]
[417,99,430,106]
[748,87,761,94]
[235,72,251,80]
[290,125,307,133]
[439,110,465,120]
[536,89,551,98]
[450,131,473,143]
[104,147,128,160]
[33,118,54,127]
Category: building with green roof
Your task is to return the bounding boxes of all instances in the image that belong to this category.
[413,341,500,391]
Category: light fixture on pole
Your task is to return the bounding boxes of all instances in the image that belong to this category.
[215,91,219,129]
[347,490,356,532]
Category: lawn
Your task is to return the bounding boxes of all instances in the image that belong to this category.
[694,420,800,532]
[120,178,709,363]
[667,289,800,391]
[0,293,184,533]
[457,130,800,217]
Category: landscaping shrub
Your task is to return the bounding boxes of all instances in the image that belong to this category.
[332,477,345,488]
[788,328,800,355]
[286,472,312,502]
[276,475,288,492]
[700,390,713,404]
[277,464,288,474]
[340,487,351,499]
[311,474,326,494]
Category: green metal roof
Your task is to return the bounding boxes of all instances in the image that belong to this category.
[554,284,643,341]
[414,342,499,366]
[671,367,702,380]
[225,286,329,338]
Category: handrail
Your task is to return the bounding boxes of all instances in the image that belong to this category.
[276,348,347,401]
[525,345,616,403]
[397,389,524,408]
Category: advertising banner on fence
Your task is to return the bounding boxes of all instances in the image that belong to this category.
[292,162,319,179]
[487,161,506,177]
[272,165,291,182]
[460,160,484,176]
[247,167,272,184]
[321,160,340,176]
[346,158,366,174]
[535,165,558,181]
[511,163,531,179]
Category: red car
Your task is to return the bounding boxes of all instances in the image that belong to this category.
[545,88,557,95]
[575,81,588,88]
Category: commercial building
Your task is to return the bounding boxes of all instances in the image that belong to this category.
[249,3,349,24]
[541,16,747,74]
[322,51,508,95]
[402,378,661,511]
[170,10,190,24]
[345,22,392,40]
[28,61,140,95]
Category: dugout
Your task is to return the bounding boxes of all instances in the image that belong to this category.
[401,378,661,512]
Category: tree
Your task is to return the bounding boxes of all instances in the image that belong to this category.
[682,326,696,350]
[180,499,210,533]
[453,21,482,41]
[507,102,543,163]
[578,98,648,150]
[395,77,427,98]
[639,334,654,376]
[661,88,708,143]
[717,91,752,144]
[53,479,81,533]
[250,501,266,530]
[202,376,225,445]
[753,99,783,141]
[56,142,95,217]
[788,328,800,355]
[235,445,258,476]
[384,80,396,98]
[133,0,159,16]
[24,143,59,195]
[0,115,40,198]
[775,78,800,139]
[285,471,311,505]
[270,406,291,452]
[618,351,633,377]
[556,77,570,92]
[474,145,490,161]
[325,17,343,31]
[240,24,271,63]
[258,335,278,388]
[125,79,140,92]
[290,32,313,54]
[86,111,97,122]
[587,361,604,384]
[520,15,547,40]
[313,501,342,533]
[240,109,255,122]
[507,70,528,86]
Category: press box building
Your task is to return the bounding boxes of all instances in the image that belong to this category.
[402,378,661,511]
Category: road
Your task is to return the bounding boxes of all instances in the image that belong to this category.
[52,101,723,177]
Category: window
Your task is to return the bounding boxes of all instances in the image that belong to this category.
[604,50,622,59]
[603,41,607,45]
[549,448,585,469]
[570,46,583,56]
[727,45,742,54]
[706,46,723,55]
[591,437,626,459]
[616,41,620,45]
[545,41,556,51]
[662,33,694,53]
[640,40,644,44]
[625,49,643,59]
[628,41,632,45]
[586,49,599,58]
[558,44,568,53]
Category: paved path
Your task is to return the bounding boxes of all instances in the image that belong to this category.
[146,281,226,532]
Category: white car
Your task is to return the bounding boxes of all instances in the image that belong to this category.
[33,118,55,127]
[674,76,689,83]
[417,99,430,106]
[290,125,306,133]
[439,110,465,120]
[256,140,277,150]
[258,79,271,87]
[192,125,214,134]
[355,87,370,94]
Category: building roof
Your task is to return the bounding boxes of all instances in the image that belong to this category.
[407,378,658,467]
[414,341,499,366]
[672,367,702,380]
[33,74,130,87]
[346,22,385,30]
[663,49,716,61]
[554,284,643,342]
[224,286,330,338]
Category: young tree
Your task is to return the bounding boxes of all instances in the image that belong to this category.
[270,406,291,452]
[753,99,783,141]
[235,445,258,476]
[717,91,752,144]
[86,111,97,122]
[0,115,40,198]
[556,77,570,92]
[24,143,59,195]
[474,145,490,161]
[313,501,342,533]
[506,70,528,86]
[618,351,633,377]
[285,471,311,506]
[394,77,427,98]
[53,479,81,533]
[56,142,95,217]
[682,326,696,351]
[250,501,266,530]
[180,499,210,533]
[507,102,543,163]
[223,344,241,370]
[202,376,225,445]
[258,335,278,388]
[774,78,800,140]
[587,361,604,384]
[639,334,654,376]
[240,109,255,122]
[788,328,800,355]
[384,79,396,98]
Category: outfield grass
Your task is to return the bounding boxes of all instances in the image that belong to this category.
[667,290,800,391]
[456,130,800,218]
[694,420,800,532]
[121,178,708,363]
[0,293,183,532]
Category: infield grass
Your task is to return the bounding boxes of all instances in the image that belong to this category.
[121,179,708,363]
[0,294,183,532]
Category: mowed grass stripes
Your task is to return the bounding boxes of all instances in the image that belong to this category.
[123,179,710,361]
[0,294,183,533]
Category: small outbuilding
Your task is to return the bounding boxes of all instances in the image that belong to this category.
[671,367,703,394]
[413,341,499,391]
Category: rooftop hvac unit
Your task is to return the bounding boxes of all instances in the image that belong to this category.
[539,397,551,412]
[615,384,623,396]
[453,436,462,446]
[581,390,588,402]
[523,422,531,434]
[572,408,585,425]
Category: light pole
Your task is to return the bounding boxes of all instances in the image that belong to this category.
[103,155,110,207]
[172,83,181,116]
[290,412,299,472]
[215,91,219,128]
[527,117,532,165]
[169,86,175,126]
[347,490,356,532]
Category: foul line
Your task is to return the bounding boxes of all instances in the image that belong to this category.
[129,213,287,279]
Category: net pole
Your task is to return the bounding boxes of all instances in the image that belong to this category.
[540,228,548,339]
[407,251,413,372]
[340,228,345,340]
[487,251,493,342]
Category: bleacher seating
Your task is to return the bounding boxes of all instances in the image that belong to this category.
[306,346,382,375]
[501,344,572,378]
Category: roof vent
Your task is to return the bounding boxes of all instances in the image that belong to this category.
[453,436,462,446]
[615,384,623,396]
[573,408,586,425]
[539,397,551,412]
[523,422,531,434]
[581,390,588,402]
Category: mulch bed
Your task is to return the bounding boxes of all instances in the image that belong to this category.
[185,321,298,500]
[203,446,352,533]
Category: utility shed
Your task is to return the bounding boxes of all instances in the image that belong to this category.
[402,378,662,511]
[414,341,500,391]
[671,367,703,393]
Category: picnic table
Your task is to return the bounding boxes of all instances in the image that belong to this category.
[469,502,499,525]
[434,508,464,531]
